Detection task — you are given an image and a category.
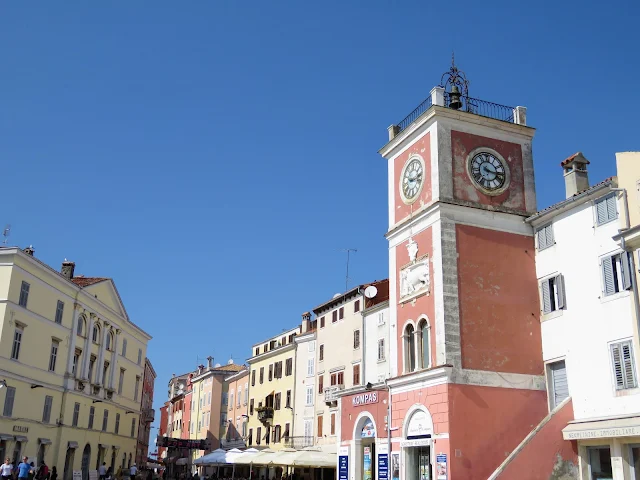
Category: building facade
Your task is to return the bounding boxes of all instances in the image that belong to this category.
[291,315,316,449]
[360,280,390,386]
[247,325,303,451]
[221,370,249,449]
[136,358,156,466]
[0,248,151,480]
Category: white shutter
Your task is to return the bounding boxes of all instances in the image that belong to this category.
[612,341,637,390]
[621,342,637,388]
[555,275,566,309]
[304,419,312,439]
[549,361,569,409]
[541,279,552,313]
[596,197,608,224]
[621,252,633,290]
[606,194,617,221]
[602,256,616,296]
[537,224,554,250]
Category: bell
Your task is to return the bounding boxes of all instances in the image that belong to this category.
[449,85,462,110]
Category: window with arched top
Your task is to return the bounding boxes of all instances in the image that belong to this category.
[418,319,430,369]
[106,332,113,351]
[92,325,100,343]
[77,316,86,336]
[404,324,416,373]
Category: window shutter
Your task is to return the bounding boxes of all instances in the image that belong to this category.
[549,361,569,409]
[602,257,616,296]
[606,194,617,221]
[541,279,552,313]
[611,343,626,389]
[596,197,608,224]
[3,387,15,417]
[556,275,566,309]
[621,252,633,290]
[537,224,554,250]
[621,342,637,389]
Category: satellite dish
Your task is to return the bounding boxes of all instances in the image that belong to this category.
[227,359,234,365]
[332,293,341,299]
[215,363,221,368]
[364,286,378,299]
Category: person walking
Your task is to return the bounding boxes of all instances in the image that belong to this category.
[49,468,57,480]
[16,458,32,480]
[129,464,137,480]
[99,463,107,480]
[1,458,13,480]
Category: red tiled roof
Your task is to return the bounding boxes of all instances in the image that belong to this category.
[215,364,245,372]
[560,152,590,167]
[71,276,109,288]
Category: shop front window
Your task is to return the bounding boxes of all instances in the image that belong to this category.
[587,446,612,480]
[630,445,640,480]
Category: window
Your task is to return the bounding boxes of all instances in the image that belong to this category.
[134,376,140,401]
[208,392,211,405]
[244,383,249,404]
[378,339,385,361]
[317,415,323,437]
[259,367,264,384]
[275,393,281,410]
[256,427,262,445]
[115,413,120,434]
[88,406,95,429]
[49,341,59,371]
[404,324,416,373]
[330,412,336,435]
[305,386,313,406]
[55,301,64,324]
[268,364,273,381]
[332,311,338,323]
[309,341,315,352]
[284,422,291,440]
[137,349,142,365]
[285,358,293,376]
[418,319,430,369]
[339,307,344,320]
[92,325,100,343]
[330,372,344,386]
[42,396,53,423]
[611,340,637,390]
[320,316,325,328]
[230,392,234,409]
[77,316,85,336]
[536,223,555,250]
[242,420,247,437]
[353,330,360,349]
[18,281,30,307]
[318,375,324,394]
[102,409,109,431]
[88,356,96,382]
[220,412,227,425]
[353,364,360,385]
[122,339,127,357]
[274,361,283,379]
[251,370,256,386]
[286,390,291,408]
[595,193,617,225]
[540,275,566,313]
[275,424,282,443]
[378,312,385,326]
[106,333,112,351]
[319,345,324,361]
[307,358,314,376]
[547,360,569,409]
[248,428,253,446]
[237,387,242,407]
[118,369,125,395]
[131,418,136,437]
[11,328,23,360]
[250,399,254,415]
[2,387,15,417]
[72,403,80,427]
[602,252,632,296]
[587,447,613,479]
[354,300,360,312]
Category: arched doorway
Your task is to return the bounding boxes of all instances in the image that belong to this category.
[63,447,76,480]
[81,444,91,480]
[12,442,22,467]
[37,444,46,466]
[127,453,131,468]
[402,408,434,480]
[110,450,116,471]
[353,414,377,480]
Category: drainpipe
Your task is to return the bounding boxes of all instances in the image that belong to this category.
[611,187,640,357]
[385,379,391,464]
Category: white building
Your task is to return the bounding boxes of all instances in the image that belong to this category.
[361,281,391,385]
[292,313,316,449]
[526,153,640,479]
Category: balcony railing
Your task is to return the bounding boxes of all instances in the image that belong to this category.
[323,385,344,404]
[397,96,433,133]
[283,436,314,449]
[443,92,515,123]
[256,407,274,423]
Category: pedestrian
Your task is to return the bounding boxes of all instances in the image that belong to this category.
[16,458,31,480]
[129,464,137,480]
[99,463,107,480]
[27,463,35,480]
[49,468,57,480]
[106,467,113,480]
[1,458,12,480]
[35,462,48,480]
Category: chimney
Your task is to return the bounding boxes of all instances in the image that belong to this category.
[23,246,35,256]
[198,364,204,375]
[301,312,311,333]
[562,152,590,198]
[207,356,213,369]
[61,259,76,279]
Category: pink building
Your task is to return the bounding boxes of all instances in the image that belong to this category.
[221,370,250,449]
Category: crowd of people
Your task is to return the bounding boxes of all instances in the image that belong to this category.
[0,458,157,480]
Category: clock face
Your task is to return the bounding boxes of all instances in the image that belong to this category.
[401,157,424,203]
[469,152,508,193]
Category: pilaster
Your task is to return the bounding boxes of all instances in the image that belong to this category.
[81,313,95,381]
[109,329,121,390]
[66,303,81,376]
[96,321,109,385]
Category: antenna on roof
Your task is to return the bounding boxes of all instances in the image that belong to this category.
[340,248,357,292]
[2,225,10,245]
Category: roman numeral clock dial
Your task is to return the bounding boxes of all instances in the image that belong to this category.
[468,151,510,195]
[400,157,425,204]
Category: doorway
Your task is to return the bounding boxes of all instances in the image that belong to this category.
[12,442,22,467]
[362,443,376,480]
[64,448,76,480]
[111,450,116,471]
[37,444,46,466]
[405,446,431,480]
[81,444,91,480]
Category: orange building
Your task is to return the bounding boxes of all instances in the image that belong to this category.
[221,370,250,449]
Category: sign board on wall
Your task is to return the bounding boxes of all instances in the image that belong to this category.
[72,472,82,480]
[361,420,376,438]
[363,448,372,480]
[352,392,378,406]
[338,447,349,480]
[406,410,431,437]
[436,454,447,480]
[89,470,98,480]
[378,451,388,480]
[400,439,431,448]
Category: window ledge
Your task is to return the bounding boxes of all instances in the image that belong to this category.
[599,290,631,304]
[614,386,640,397]
[541,309,564,323]
[377,359,386,364]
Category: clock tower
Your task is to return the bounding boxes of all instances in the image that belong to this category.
[381,62,546,480]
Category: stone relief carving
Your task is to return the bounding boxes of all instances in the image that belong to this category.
[407,237,418,262]
[400,238,430,300]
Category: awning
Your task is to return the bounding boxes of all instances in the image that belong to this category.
[99,444,110,449]
[0,434,13,441]
[14,436,28,442]
[68,442,79,449]
[193,449,226,465]
[38,438,52,445]
[267,449,298,466]
[233,449,275,465]
[562,415,640,440]
[175,458,189,466]
[291,448,336,468]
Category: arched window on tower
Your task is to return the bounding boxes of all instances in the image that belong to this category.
[92,325,100,343]
[77,316,86,336]
[418,319,430,369]
[106,332,113,351]
[404,324,416,373]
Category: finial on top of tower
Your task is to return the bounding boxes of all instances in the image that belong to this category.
[440,54,470,110]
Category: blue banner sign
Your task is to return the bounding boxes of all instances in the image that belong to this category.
[338,454,349,480]
[378,453,388,480]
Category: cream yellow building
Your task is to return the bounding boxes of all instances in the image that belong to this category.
[0,247,151,480]
[246,326,301,451]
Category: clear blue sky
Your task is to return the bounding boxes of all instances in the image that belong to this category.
[1,1,638,432]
